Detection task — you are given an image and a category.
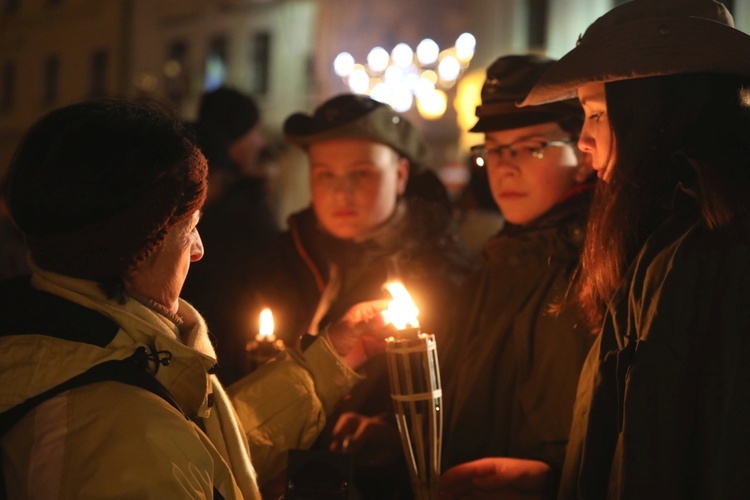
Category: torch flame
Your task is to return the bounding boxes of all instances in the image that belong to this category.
[259,308,275,339]
[383,281,420,330]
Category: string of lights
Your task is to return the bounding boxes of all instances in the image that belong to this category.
[333,33,476,120]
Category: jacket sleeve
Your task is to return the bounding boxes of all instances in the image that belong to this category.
[227,333,363,485]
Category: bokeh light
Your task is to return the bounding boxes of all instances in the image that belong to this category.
[348,66,370,93]
[384,65,404,85]
[416,88,447,120]
[333,52,355,77]
[391,87,414,113]
[370,82,392,104]
[367,46,390,73]
[416,38,439,66]
[455,33,476,62]
[437,55,461,82]
[333,33,474,119]
[391,43,414,68]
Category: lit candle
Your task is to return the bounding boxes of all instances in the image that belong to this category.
[383,281,421,339]
[245,307,285,372]
[257,307,276,343]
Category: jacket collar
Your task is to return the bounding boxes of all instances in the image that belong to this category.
[0,265,217,418]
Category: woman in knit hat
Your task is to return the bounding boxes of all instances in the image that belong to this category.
[446,0,750,497]
[0,99,390,498]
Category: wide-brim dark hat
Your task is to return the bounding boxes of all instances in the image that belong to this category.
[471,54,582,132]
[284,94,427,165]
[522,0,750,106]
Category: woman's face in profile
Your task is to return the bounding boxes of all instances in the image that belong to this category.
[578,82,616,182]
[128,211,204,313]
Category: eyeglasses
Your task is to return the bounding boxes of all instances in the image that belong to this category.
[470,138,576,167]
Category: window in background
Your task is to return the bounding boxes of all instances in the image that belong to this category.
[249,31,271,95]
[2,0,20,16]
[528,0,549,50]
[164,40,190,105]
[204,35,228,92]
[90,50,108,97]
[43,55,60,106]
[0,61,16,112]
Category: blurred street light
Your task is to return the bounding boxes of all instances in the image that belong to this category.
[333,32,475,120]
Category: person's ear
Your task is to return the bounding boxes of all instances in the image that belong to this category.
[396,156,409,195]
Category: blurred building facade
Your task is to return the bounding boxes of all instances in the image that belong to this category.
[2,0,749,180]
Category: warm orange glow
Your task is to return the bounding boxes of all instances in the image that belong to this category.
[258,308,276,341]
[384,282,420,330]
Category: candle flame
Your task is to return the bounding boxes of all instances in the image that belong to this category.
[383,281,420,330]
[259,308,275,338]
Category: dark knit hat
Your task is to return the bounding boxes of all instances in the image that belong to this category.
[7,99,207,280]
[198,87,260,142]
[283,94,428,166]
[471,54,583,132]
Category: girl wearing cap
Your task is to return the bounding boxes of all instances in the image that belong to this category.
[439,54,595,499]
[447,0,750,498]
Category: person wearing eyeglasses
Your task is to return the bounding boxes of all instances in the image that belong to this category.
[439,54,596,499]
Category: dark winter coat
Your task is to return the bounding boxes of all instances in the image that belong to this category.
[237,196,476,497]
[559,192,750,499]
[441,189,595,488]
[254,198,476,347]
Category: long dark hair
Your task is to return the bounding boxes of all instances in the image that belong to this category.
[578,73,750,328]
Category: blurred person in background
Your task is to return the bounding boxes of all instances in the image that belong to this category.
[0,98,393,498]
[439,54,596,500]
[181,86,280,384]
